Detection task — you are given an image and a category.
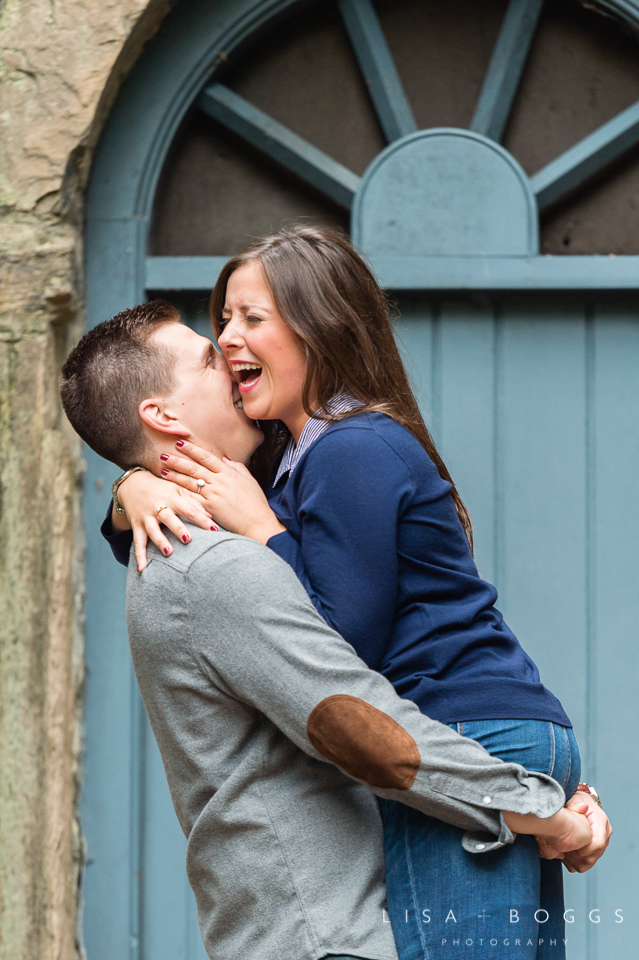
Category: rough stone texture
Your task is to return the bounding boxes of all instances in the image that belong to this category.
[0,2,173,957]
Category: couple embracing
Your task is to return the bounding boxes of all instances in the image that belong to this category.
[60,226,611,960]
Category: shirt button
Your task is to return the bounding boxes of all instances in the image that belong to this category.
[483,796,492,804]
[475,843,486,850]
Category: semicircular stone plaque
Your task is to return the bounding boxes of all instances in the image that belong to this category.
[352,129,538,258]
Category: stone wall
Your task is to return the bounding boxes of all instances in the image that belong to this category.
[0,2,173,957]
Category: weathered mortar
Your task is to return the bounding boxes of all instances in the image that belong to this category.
[0,1,175,957]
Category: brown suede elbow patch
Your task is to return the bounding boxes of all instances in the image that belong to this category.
[306,695,420,790]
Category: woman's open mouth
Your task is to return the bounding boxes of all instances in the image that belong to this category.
[233,362,262,394]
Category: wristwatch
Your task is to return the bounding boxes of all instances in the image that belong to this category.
[576,782,602,808]
[111,466,149,515]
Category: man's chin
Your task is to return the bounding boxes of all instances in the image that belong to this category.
[239,425,264,463]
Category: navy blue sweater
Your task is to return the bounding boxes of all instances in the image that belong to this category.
[265,412,570,726]
[102,411,570,726]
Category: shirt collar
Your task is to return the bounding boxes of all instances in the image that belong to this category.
[273,394,363,486]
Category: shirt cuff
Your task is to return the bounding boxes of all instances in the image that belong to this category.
[426,767,566,854]
[462,813,514,854]
[101,499,134,567]
[100,499,116,538]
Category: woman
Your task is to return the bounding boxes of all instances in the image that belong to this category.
[108,227,597,960]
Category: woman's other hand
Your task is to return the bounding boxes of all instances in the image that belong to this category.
[158,439,286,544]
[116,469,217,571]
[532,791,612,872]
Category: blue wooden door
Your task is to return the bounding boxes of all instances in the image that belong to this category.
[83,1,639,957]
[397,296,638,957]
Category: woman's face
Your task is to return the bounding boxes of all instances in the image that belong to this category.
[218,261,310,440]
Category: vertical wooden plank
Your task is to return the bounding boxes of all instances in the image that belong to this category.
[83,217,146,960]
[582,310,598,960]
[437,300,497,582]
[140,719,197,960]
[496,301,587,722]
[82,447,140,960]
[495,300,589,957]
[587,302,639,959]
[394,296,436,433]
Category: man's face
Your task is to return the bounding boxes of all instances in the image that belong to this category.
[148,322,263,463]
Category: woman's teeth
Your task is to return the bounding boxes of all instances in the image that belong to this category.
[234,363,262,387]
[234,398,243,409]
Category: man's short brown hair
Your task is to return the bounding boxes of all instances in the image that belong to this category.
[60,300,180,469]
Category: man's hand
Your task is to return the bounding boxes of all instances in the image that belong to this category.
[535,792,612,872]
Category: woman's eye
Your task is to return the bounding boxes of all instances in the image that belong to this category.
[219,318,230,331]
[246,315,263,324]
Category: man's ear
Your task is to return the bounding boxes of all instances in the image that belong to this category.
[139,398,190,438]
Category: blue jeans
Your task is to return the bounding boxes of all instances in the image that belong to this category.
[379,719,581,960]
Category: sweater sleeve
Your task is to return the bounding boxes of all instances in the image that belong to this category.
[267,427,411,669]
[100,500,134,567]
[179,538,565,850]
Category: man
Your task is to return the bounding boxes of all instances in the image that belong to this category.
[60,301,609,960]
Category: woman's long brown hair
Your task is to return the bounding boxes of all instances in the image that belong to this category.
[210,226,473,552]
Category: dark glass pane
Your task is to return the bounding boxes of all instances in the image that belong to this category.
[150,112,348,256]
[377,0,508,131]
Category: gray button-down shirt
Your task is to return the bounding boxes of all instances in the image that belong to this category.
[126,527,565,960]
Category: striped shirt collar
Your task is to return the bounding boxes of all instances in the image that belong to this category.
[273,394,363,486]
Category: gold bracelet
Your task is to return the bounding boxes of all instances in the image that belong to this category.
[111,466,150,515]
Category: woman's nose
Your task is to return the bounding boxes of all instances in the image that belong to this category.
[218,317,242,351]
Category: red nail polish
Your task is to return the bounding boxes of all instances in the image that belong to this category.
[210,525,218,532]
[176,440,184,448]
[160,454,169,461]
[182,534,189,543]
[163,547,170,555]
[161,469,169,477]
